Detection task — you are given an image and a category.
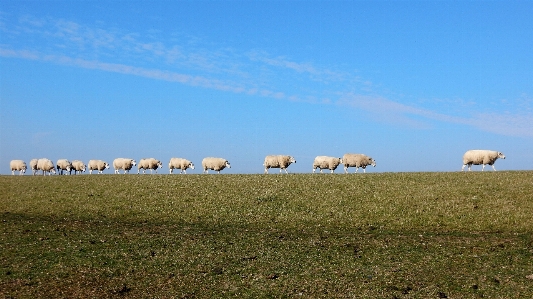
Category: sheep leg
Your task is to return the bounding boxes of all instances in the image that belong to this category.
[491,165,497,171]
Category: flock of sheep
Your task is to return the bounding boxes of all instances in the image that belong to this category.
[8,150,505,175]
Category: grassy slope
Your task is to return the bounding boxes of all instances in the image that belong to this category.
[1,172,532,298]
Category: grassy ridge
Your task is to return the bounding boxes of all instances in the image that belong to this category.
[1,172,533,298]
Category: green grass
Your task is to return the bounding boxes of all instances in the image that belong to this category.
[1,172,533,298]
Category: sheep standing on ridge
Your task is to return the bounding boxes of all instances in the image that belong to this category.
[264,155,296,174]
[312,156,343,174]
[70,160,86,174]
[202,157,231,174]
[30,159,38,176]
[56,159,72,175]
[10,160,27,175]
[169,158,194,174]
[342,153,376,173]
[37,158,56,176]
[113,158,137,174]
[462,150,506,171]
[137,158,163,174]
[88,160,109,174]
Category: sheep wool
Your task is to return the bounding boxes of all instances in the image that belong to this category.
[30,159,39,176]
[71,160,86,174]
[312,156,343,174]
[202,157,231,174]
[462,150,506,171]
[137,158,163,174]
[10,160,27,175]
[56,159,72,175]
[36,158,56,176]
[113,158,137,174]
[88,160,110,174]
[342,153,377,174]
[263,155,296,174]
[169,158,195,174]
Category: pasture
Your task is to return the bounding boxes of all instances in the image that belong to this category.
[1,172,533,298]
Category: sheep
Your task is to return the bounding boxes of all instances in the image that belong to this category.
[202,157,231,174]
[56,159,72,175]
[263,155,296,174]
[462,150,506,171]
[10,160,27,175]
[137,158,163,174]
[70,160,86,174]
[30,159,38,175]
[342,153,376,173]
[113,158,137,174]
[36,158,56,176]
[312,156,343,174]
[169,158,195,174]
[88,160,110,174]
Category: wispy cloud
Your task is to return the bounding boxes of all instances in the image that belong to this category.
[2,13,532,138]
[337,92,533,137]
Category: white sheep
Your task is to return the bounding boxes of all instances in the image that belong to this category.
[137,158,163,174]
[36,158,56,176]
[88,160,110,174]
[10,160,27,175]
[312,156,343,174]
[169,158,195,174]
[30,159,39,175]
[263,155,296,174]
[70,160,86,174]
[56,159,72,175]
[462,150,506,171]
[113,158,137,174]
[342,153,376,173]
[202,157,231,174]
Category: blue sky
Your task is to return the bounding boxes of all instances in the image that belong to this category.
[1,1,532,174]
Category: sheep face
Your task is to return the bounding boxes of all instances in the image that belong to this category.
[190,163,195,170]
[131,160,137,166]
[498,152,506,159]
[289,156,296,164]
[225,161,231,168]
[370,159,377,167]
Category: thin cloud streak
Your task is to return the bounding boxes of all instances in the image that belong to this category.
[3,47,532,138]
[0,47,288,100]
[2,13,532,139]
[337,93,533,138]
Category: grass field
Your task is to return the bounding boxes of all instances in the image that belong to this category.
[1,172,533,298]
